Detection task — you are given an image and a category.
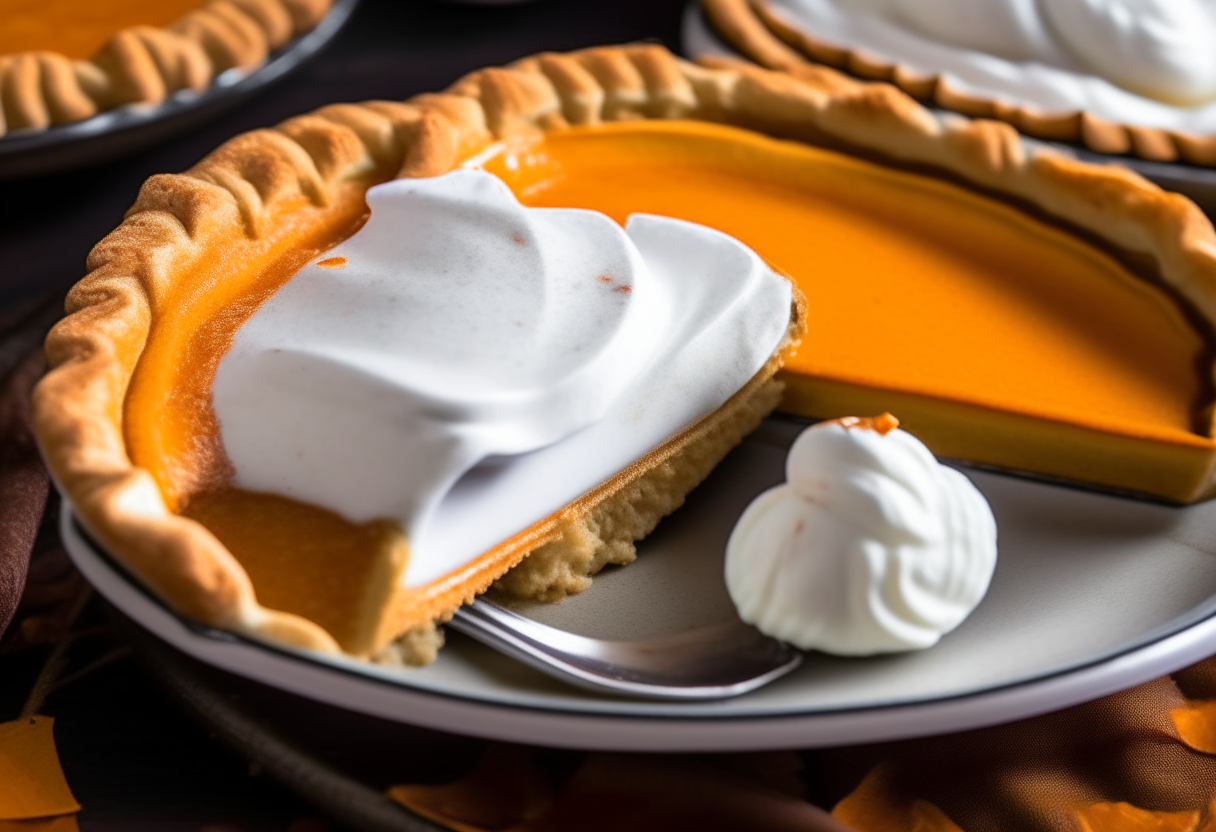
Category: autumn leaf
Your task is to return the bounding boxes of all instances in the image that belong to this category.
[0,716,79,820]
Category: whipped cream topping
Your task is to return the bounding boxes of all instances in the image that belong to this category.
[768,0,1216,131]
[725,415,997,655]
[212,169,792,588]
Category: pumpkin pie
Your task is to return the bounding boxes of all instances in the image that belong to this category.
[0,0,334,136]
[699,0,1216,165]
[33,45,1216,664]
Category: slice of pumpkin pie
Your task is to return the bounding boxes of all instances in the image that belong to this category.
[33,45,1216,663]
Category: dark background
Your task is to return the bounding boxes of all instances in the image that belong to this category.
[0,1,688,828]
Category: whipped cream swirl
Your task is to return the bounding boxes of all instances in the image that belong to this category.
[725,415,997,655]
[213,169,792,587]
[768,0,1216,131]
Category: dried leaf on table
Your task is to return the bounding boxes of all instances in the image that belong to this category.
[821,658,1216,832]
[0,716,80,820]
[1073,802,1201,832]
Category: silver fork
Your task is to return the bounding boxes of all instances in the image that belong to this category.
[448,598,802,700]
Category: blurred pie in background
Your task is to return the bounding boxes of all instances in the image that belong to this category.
[700,0,1216,164]
[0,0,334,136]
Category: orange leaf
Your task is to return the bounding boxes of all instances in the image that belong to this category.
[0,717,80,820]
[1171,702,1216,754]
[0,816,79,831]
[1075,802,1200,832]
[832,764,964,832]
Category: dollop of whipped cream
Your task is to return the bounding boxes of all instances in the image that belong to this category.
[725,415,997,655]
[768,0,1216,130]
[213,169,792,588]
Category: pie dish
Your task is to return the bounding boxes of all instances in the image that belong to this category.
[0,0,334,136]
[32,44,1216,666]
[698,0,1216,165]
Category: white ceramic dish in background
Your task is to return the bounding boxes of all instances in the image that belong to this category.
[680,1,1216,216]
[62,417,1216,752]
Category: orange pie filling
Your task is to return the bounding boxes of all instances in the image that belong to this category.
[481,120,1216,502]
[122,119,1216,654]
[0,0,207,60]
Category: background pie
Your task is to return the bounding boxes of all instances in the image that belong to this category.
[699,0,1216,165]
[0,0,334,136]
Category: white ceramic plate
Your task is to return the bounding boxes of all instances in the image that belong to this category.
[62,417,1216,752]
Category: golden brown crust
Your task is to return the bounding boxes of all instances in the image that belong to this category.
[492,377,789,604]
[0,0,335,137]
[34,44,1216,659]
[365,364,800,660]
[699,0,1216,166]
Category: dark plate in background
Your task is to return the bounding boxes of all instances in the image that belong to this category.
[0,0,360,181]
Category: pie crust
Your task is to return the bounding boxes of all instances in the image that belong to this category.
[32,44,1216,660]
[0,0,334,136]
[699,0,1216,166]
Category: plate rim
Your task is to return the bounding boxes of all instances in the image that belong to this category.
[61,502,1216,751]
